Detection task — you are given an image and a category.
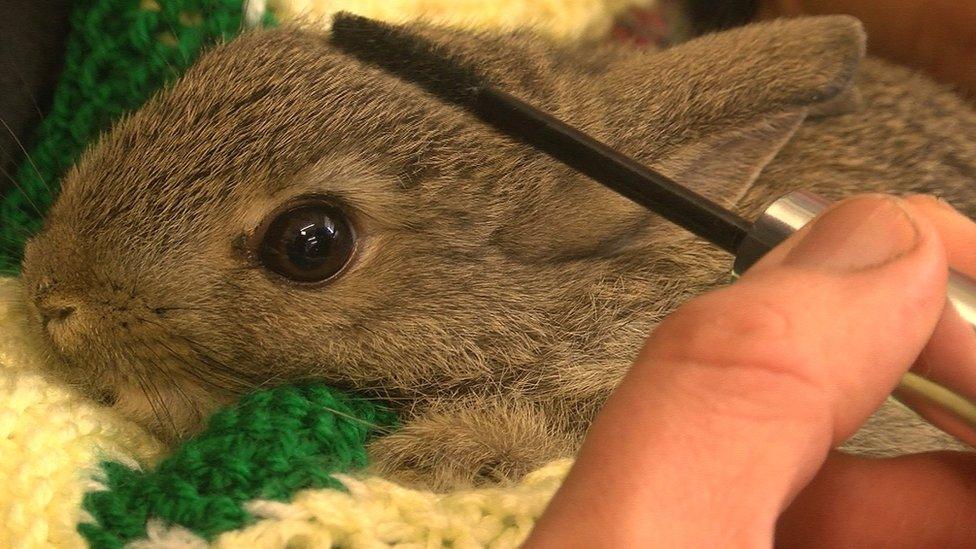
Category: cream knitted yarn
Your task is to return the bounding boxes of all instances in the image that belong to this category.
[269,0,657,40]
[127,460,571,548]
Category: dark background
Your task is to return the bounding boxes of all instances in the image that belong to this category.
[0,0,74,198]
[683,0,758,35]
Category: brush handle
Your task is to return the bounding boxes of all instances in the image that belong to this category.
[733,190,976,447]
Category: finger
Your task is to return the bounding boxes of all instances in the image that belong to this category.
[731,195,947,439]
[899,195,976,444]
[749,194,976,281]
[753,194,976,445]
[526,195,949,546]
[777,450,976,548]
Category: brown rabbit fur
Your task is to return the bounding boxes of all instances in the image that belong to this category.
[19,15,976,490]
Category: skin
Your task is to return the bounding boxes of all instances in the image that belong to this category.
[526,194,976,546]
[18,16,976,490]
[759,0,976,101]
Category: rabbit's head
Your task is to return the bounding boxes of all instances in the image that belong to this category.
[20,16,865,440]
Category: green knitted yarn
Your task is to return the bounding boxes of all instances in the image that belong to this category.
[0,0,274,273]
[79,384,396,547]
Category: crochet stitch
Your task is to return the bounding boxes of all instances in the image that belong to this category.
[270,0,656,40]
[80,385,396,547]
[135,459,572,547]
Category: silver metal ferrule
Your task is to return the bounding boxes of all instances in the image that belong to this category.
[732,190,829,276]
[733,190,976,445]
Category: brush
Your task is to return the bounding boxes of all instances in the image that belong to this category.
[329,12,976,444]
[328,13,748,254]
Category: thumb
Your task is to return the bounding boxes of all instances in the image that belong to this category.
[526,195,949,547]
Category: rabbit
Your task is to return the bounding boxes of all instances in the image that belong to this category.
[18,15,976,490]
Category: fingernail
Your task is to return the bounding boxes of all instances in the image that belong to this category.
[784,195,920,272]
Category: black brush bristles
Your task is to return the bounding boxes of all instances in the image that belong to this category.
[329,13,752,254]
[330,13,486,106]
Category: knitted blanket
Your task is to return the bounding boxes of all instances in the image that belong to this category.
[0,1,668,546]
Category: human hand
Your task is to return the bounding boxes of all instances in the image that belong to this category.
[523,194,976,547]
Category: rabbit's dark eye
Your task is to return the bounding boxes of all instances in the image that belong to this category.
[257,199,356,283]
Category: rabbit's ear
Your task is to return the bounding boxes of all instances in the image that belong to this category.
[610,15,867,130]
[652,110,806,209]
[636,16,869,209]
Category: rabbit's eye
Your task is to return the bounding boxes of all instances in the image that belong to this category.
[256,199,356,283]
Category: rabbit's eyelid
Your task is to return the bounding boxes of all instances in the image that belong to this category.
[245,192,355,240]
[242,189,349,229]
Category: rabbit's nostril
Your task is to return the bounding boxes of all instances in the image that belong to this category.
[37,302,77,326]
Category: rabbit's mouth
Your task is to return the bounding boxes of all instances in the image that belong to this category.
[17,291,254,442]
[109,378,232,444]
